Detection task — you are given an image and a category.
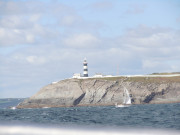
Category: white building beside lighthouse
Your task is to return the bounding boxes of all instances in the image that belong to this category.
[83,58,88,77]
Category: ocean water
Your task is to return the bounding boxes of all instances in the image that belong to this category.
[0,99,180,135]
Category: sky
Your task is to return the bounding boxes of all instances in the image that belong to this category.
[0,0,180,98]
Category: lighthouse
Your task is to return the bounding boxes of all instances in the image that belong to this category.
[83,58,88,77]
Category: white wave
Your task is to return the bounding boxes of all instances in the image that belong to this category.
[10,106,16,110]
[42,107,49,109]
[0,125,179,135]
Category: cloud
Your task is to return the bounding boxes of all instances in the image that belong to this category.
[142,60,163,69]
[0,0,72,15]
[63,33,101,48]
[0,1,71,47]
[90,1,113,11]
[0,1,102,47]
[60,15,83,27]
[26,56,46,65]
[142,59,180,73]
[176,17,180,23]
[0,26,34,46]
[126,4,145,14]
[113,25,180,73]
[0,1,43,15]
[118,25,180,50]
[0,12,62,46]
[0,15,31,29]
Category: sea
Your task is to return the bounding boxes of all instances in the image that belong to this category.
[0,98,180,135]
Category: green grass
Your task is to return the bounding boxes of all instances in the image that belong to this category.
[150,72,180,75]
[122,76,180,84]
[82,76,180,84]
[71,75,180,84]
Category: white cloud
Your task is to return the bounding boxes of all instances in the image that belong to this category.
[112,25,180,73]
[26,56,46,64]
[26,34,35,43]
[0,27,27,45]
[0,15,23,28]
[0,1,100,47]
[176,17,180,23]
[142,59,180,73]
[0,15,60,46]
[60,15,83,26]
[91,1,113,10]
[0,1,47,15]
[63,33,101,48]
[142,60,162,69]
[126,4,146,14]
[118,25,180,52]
[29,14,41,22]
[61,16,77,26]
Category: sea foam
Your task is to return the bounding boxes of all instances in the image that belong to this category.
[0,125,179,135]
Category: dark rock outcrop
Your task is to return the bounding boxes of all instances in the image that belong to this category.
[17,76,180,108]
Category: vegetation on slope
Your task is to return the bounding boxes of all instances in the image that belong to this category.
[78,76,180,84]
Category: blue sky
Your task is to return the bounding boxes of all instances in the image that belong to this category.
[0,0,180,98]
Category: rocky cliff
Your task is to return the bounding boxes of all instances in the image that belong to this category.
[17,76,180,108]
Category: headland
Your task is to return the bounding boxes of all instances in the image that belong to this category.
[17,73,180,108]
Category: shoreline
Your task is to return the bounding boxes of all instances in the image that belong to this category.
[17,101,180,109]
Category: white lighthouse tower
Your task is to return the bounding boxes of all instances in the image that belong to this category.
[83,58,88,77]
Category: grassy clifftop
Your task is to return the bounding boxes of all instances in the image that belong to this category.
[80,76,180,84]
[150,72,180,75]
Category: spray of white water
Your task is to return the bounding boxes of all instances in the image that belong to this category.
[0,125,179,135]
[123,87,131,105]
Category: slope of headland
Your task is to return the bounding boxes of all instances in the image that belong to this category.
[17,74,180,108]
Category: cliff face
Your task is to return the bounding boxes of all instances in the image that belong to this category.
[17,76,180,108]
